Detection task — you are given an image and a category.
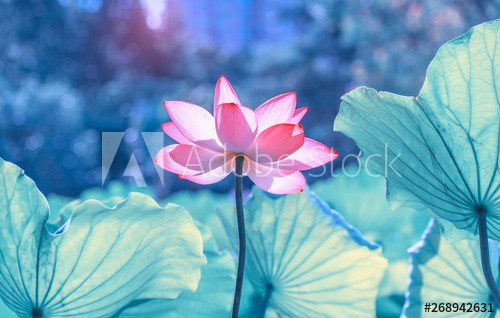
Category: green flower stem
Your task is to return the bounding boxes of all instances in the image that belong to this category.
[232,155,246,318]
[477,208,500,306]
[258,284,273,318]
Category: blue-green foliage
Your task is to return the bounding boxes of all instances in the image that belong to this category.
[312,168,428,317]
[312,167,428,261]
[404,220,500,317]
[163,190,228,220]
[335,19,500,241]
[165,190,233,251]
[118,224,236,317]
[47,181,153,210]
[79,181,154,201]
[0,0,497,315]
[0,299,16,318]
[218,187,388,317]
[0,158,205,317]
[49,185,233,252]
[48,184,236,317]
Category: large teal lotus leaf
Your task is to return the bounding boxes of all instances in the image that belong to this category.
[164,190,231,251]
[0,298,16,318]
[45,199,81,236]
[374,260,411,317]
[218,187,388,317]
[79,180,154,201]
[312,167,428,261]
[164,190,227,218]
[404,220,500,317]
[46,181,154,231]
[118,223,235,317]
[0,158,205,317]
[46,195,137,236]
[312,167,428,317]
[50,187,234,317]
[46,193,74,216]
[335,19,500,240]
[50,186,231,251]
[45,181,155,221]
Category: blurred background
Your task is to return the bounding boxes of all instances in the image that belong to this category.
[0,0,498,197]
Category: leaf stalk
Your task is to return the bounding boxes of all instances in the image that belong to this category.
[477,208,500,306]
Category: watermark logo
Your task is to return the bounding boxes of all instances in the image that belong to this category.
[101,131,403,187]
[310,143,402,178]
[102,132,165,186]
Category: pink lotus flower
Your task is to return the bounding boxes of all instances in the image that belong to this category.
[155,75,338,194]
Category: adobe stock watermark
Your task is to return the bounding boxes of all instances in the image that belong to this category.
[102,132,165,187]
[309,143,402,178]
[101,131,402,187]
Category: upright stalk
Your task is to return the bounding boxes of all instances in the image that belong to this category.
[477,207,500,306]
[232,155,245,318]
[258,284,273,318]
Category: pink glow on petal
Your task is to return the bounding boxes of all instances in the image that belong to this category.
[154,145,199,176]
[157,78,335,189]
[289,107,308,124]
[161,122,194,145]
[255,92,296,132]
[246,123,305,162]
[214,75,241,109]
[169,144,230,173]
[180,161,233,185]
[163,101,222,151]
[274,138,338,171]
[247,161,305,194]
[215,103,257,153]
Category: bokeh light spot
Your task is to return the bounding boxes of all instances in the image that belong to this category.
[140,0,166,30]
